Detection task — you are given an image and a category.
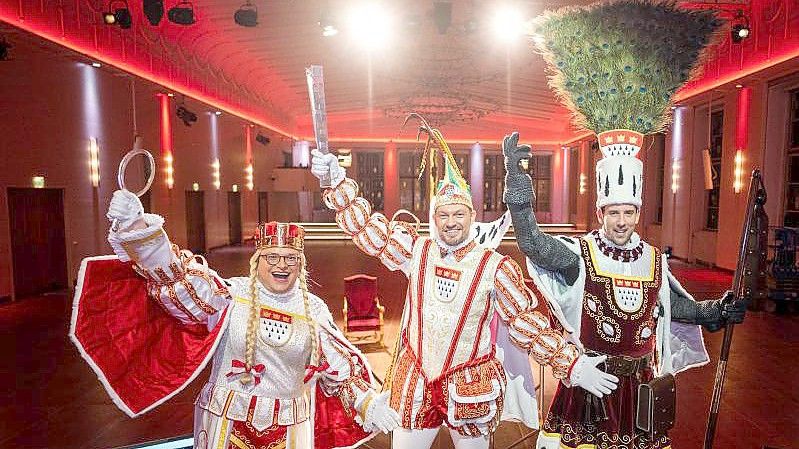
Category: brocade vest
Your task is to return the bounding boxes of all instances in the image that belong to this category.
[578,236,662,358]
[405,238,504,380]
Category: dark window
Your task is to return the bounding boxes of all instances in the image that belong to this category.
[785,90,799,227]
[528,154,552,213]
[356,152,384,212]
[484,155,504,213]
[706,110,723,230]
[399,152,428,217]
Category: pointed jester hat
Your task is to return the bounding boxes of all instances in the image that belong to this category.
[404,113,473,212]
[531,0,722,208]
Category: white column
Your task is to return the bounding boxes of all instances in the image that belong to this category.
[470,142,484,221]
[293,140,313,222]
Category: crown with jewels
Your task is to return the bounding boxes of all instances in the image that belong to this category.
[253,222,305,250]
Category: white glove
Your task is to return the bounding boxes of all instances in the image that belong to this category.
[310,149,345,187]
[107,189,145,232]
[568,354,619,398]
[361,391,400,433]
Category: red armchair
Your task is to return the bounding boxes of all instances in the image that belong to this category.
[342,274,385,346]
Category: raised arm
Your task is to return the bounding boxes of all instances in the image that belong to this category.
[311,150,418,275]
[502,132,580,285]
[106,190,231,327]
[494,256,619,397]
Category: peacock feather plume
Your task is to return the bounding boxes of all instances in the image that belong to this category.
[532,0,723,134]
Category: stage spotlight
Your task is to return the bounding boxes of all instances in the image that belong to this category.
[731,24,750,43]
[0,36,11,61]
[91,62,102,68]
[234,1,258,27]
[255,133,270,145]
[176,105,198,126]
[143,0,164,25]
[347,2,393,50]
[168,1,195,25]
[432,2,452,35]
[491,6,525,43]
[730,10,750,43]
[104,0,132,28]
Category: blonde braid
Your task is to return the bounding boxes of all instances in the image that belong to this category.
[241,249,262,385]
[298,255,320,368]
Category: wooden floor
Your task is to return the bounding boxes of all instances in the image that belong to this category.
[1,241,797,449]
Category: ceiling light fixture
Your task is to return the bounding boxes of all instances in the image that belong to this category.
[255,133,270,145]
[168,0,196,25]
[319,9,338,36]
[730,10,750,43]
[91,62,102,68]
[347,2,394,50]
[143,0,164,25]
[234,1,258,27]
[491,6,525,43]
[103,0,132,29]
[176,104,198,126]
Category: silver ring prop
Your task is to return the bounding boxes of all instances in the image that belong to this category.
[117,148,155,196]
[110,148,155,232]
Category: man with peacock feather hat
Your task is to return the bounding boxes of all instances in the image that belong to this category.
[310,115,619,449]
[502,1,747,448]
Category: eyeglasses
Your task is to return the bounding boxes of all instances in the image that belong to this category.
[261,254,300,266]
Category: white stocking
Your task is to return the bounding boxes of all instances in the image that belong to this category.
[392,427,439,449]
[448,428,490,449]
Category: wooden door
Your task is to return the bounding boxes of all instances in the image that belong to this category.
[185,190,206,254]
[8,188,68,298]
[228,191,242,244]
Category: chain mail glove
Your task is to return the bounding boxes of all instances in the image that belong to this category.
[671,289,744,332]
[502,131,535,205]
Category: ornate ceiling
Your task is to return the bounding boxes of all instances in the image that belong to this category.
[1,0,798,144]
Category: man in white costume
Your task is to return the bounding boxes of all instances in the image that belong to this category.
[71,191,400,449]
[310,120,619,449]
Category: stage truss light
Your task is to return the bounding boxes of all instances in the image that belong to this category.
[176,104,198,126]
[103,0,132,29]
[730,10,750,43]
[168,0,196,25]
[234,1,258,27]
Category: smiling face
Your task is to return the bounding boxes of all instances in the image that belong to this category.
[434,203,475,247]
[596,204,640,246]
[256,246,302,294]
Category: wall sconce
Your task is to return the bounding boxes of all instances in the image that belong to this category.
[192,182,200,191]
[89,137,100,188]
[212,158,221,190]
[671,160,680,194]
[32,176,45,189]
[245,163,254,191]
[232,184,239,192]
[579,173,587,195]
[733,150,744,194]
[164,153,174,189]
